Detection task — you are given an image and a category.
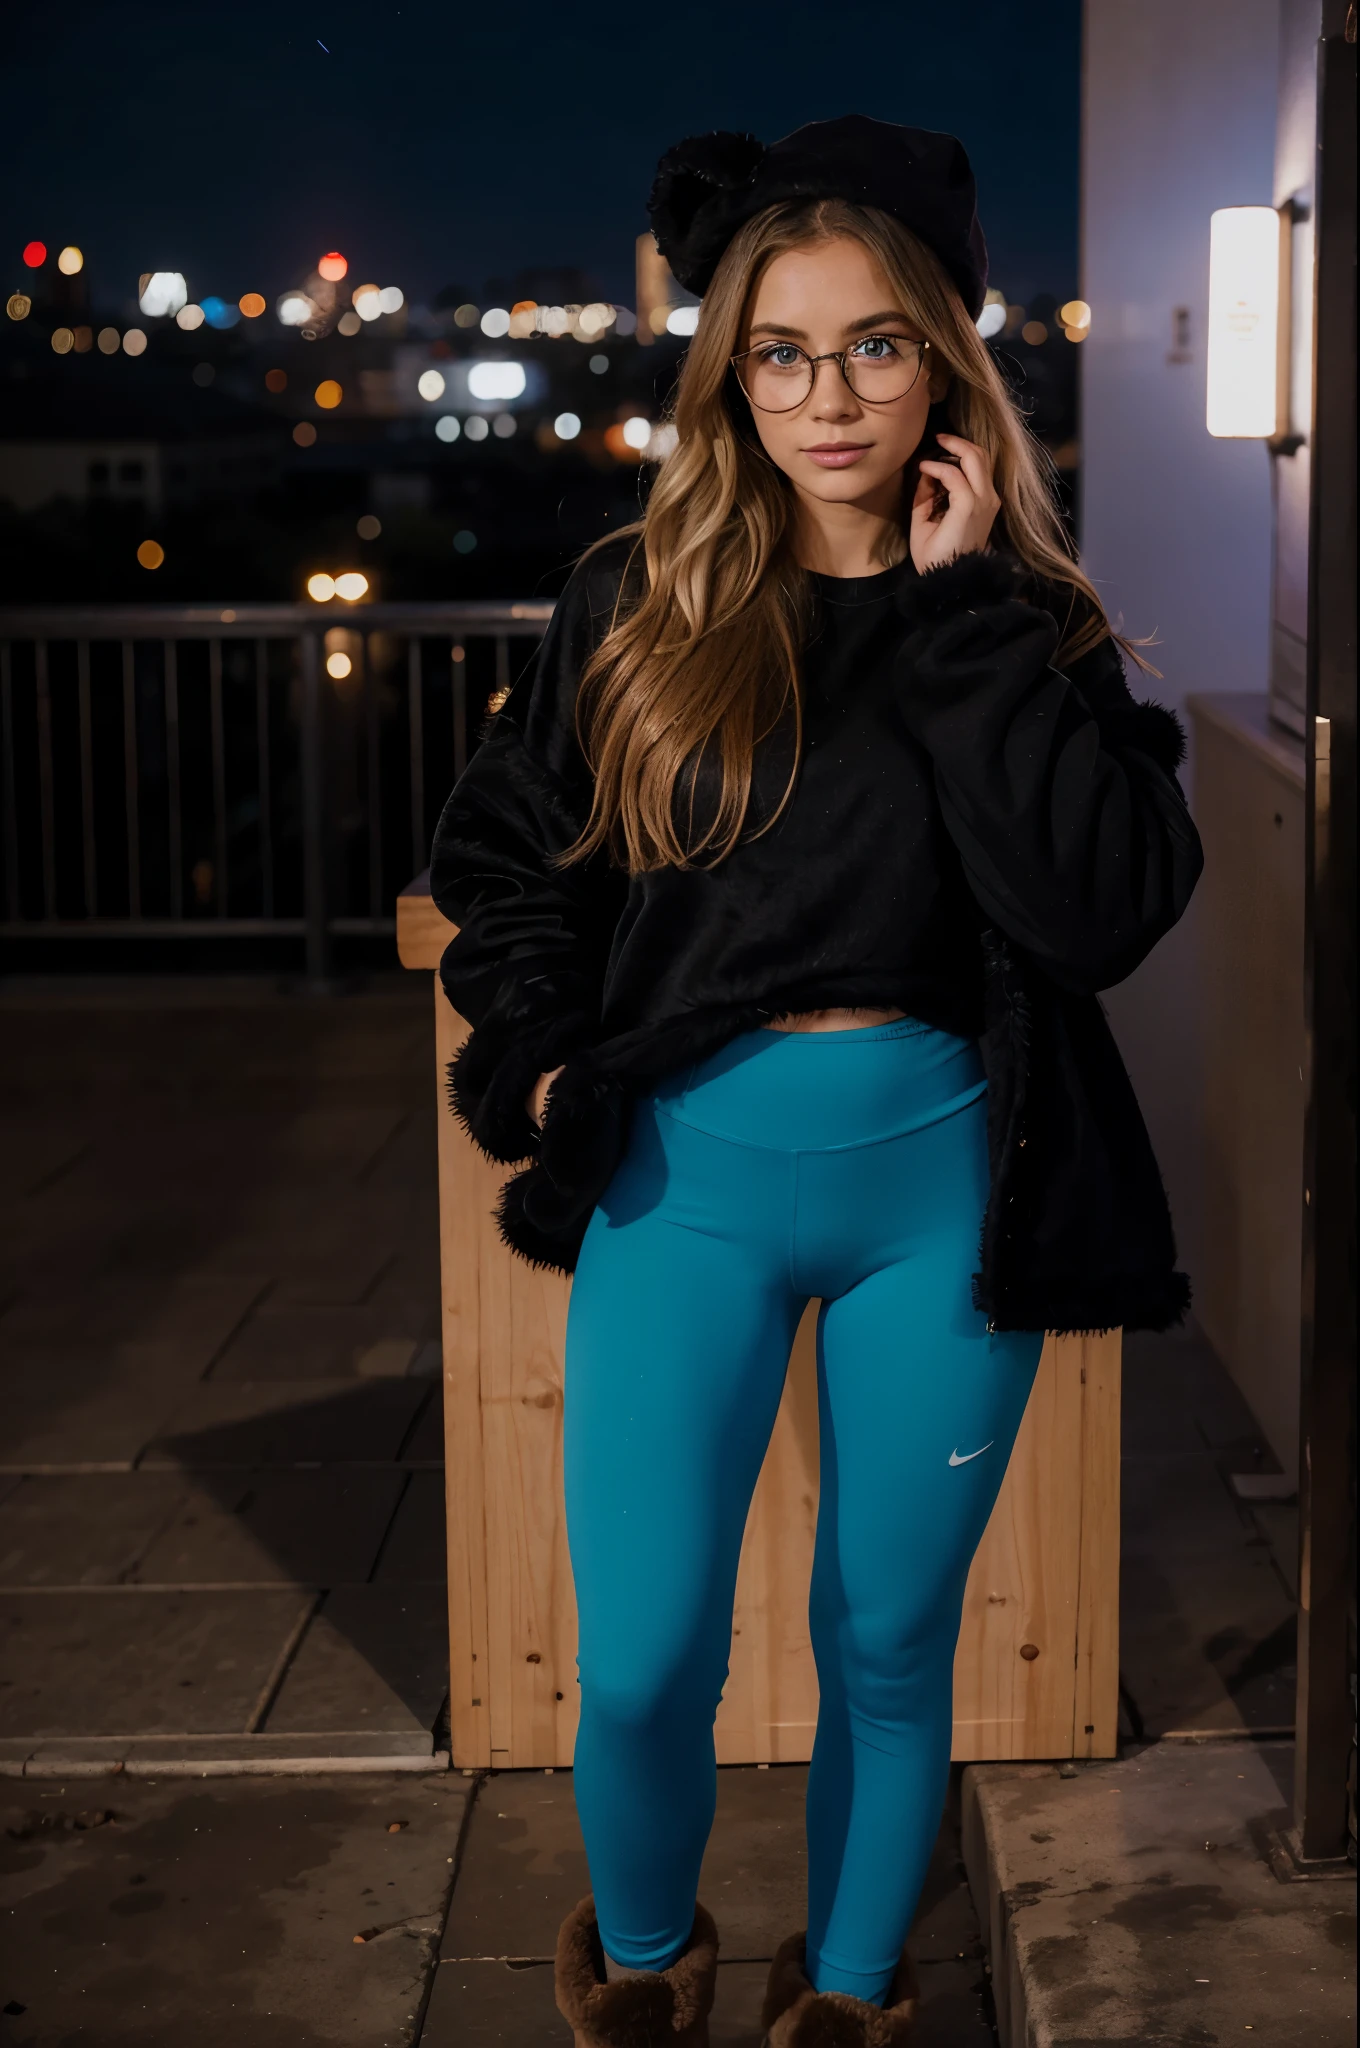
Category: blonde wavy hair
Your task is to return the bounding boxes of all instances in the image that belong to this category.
[566,198,1115,874]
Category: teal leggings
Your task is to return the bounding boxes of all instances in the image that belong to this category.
[564,1020,1042,2005]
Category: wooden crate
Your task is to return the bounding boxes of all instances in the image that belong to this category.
[399,879,1121,1770]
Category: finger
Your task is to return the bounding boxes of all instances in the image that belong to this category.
[917,459,976,505]
[935,434,998,503]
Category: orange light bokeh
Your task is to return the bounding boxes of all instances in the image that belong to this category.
[293,421,318,447]
[314,380,342,410]
[239,292,266,318]
[137,540,165,571]
[264,367,287,393]
[318,251,348,282]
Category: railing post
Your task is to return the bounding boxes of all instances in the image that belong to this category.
[300,629,332,988]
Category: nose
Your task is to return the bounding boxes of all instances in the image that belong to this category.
[806,356,860,421]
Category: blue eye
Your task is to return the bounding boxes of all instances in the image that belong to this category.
[852,335,902,361]
[762,343,805,368]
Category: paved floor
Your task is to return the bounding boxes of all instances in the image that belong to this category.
[0,976,448,1771]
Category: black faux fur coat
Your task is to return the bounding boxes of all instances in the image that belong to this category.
[429,543,1204,1333]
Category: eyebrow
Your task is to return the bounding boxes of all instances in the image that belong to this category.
[748,310,917,339]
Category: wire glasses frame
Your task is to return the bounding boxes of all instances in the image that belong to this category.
[730,336,931,414]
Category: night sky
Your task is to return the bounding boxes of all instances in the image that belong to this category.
[7,0,1081,317]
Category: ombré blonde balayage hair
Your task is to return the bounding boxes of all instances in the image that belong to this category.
[566,198,1117,875]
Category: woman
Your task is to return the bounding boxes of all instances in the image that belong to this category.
[431,116,1202,2048]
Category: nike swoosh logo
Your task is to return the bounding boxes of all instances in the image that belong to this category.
[949,1442,994,1467]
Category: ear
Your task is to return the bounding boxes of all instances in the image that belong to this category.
[927,352,951,404]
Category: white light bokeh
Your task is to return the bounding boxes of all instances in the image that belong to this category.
[378,286,404,315]
[621,416,652,450]
[417,369,447,402]
[138,272,187,318]
[492,412,517,438]
[479,307,511,338]
[467,361,527,402]
[435,415,461,443]
[666,305,700,336]
[553,412,581,440]
[277,293,316,327]
[176,304,205,331]
[463,415,489,442]
[976,303,1006,340]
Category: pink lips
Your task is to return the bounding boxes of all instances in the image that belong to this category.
[803,443,872,468]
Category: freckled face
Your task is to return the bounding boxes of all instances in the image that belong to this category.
[738,237,940,509]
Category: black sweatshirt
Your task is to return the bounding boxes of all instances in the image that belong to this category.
[429,540,1203,1328]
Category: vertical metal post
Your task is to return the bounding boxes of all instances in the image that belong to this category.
[121,640,141,918]
[77,639,97,917]
[165,640,183,918]
[255,637,273,919]
[35,639,55,921]
[209,636,228,916]
[408,637,425,874]
[364,633,382,918]
[300,630,331,986]
[1294,9,1356,1871]
[0,643,19,922]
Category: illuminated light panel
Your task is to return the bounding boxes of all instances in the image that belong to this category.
[307,572,336,601]
[139,272,187,318]
[466,361,525,402]
[22,241,47,268]
[239,292,266,318]
[317,251,348,282]
[417,369,446,402]
[314,379,343,409]
[57,246,84,275]
[1207,206,1287,439]
[326,651,353,679]
[176,303,205,330]
[334,571,369,601]
[553,412,581,441]
[137,540,165,570]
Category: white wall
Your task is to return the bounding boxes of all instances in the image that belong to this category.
[1080,0,1280,1295]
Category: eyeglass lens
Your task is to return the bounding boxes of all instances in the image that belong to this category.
[739,338,924,413]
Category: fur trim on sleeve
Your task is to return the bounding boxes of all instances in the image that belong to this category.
[1112,698,1189,778]
[894,550,1025,628]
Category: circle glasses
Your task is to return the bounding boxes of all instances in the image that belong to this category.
[730,335,930,414]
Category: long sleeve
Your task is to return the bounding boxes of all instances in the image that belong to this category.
[429,543,632,1161]
[894,552,1203,993]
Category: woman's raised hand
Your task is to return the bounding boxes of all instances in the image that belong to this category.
[527,1066,565,1129]
[909,432,1001,575]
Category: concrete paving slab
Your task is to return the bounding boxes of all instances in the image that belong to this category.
[265,1585,449,1738]
[0,1588,313,1738]
[0,1348,207,1470]
[400,1386,445,1466]
[132,1468,406,1585]
[0,1769,468,2046]
[0,1271,266,1362]
[145,1378,429,1466]
[0,1473,190,1585]
[963,1741,1355,2047]
[210,1305,428,1382]
[373,1472,449,1584]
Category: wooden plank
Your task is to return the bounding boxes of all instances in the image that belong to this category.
[397,884,452,970]
[435,985,492,1767]
[1072,1330,1122,1758]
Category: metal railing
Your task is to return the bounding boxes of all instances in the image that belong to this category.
[0,601,552,978]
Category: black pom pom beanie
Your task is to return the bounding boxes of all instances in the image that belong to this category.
[648,114,988,316]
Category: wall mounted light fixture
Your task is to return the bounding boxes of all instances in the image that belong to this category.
[1206,205,1291,440]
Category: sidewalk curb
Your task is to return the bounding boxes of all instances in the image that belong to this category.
[2,1751,453,1779]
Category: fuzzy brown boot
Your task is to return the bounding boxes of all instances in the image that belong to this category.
[554,1895,719,2047]
[760,1932,920,2046]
